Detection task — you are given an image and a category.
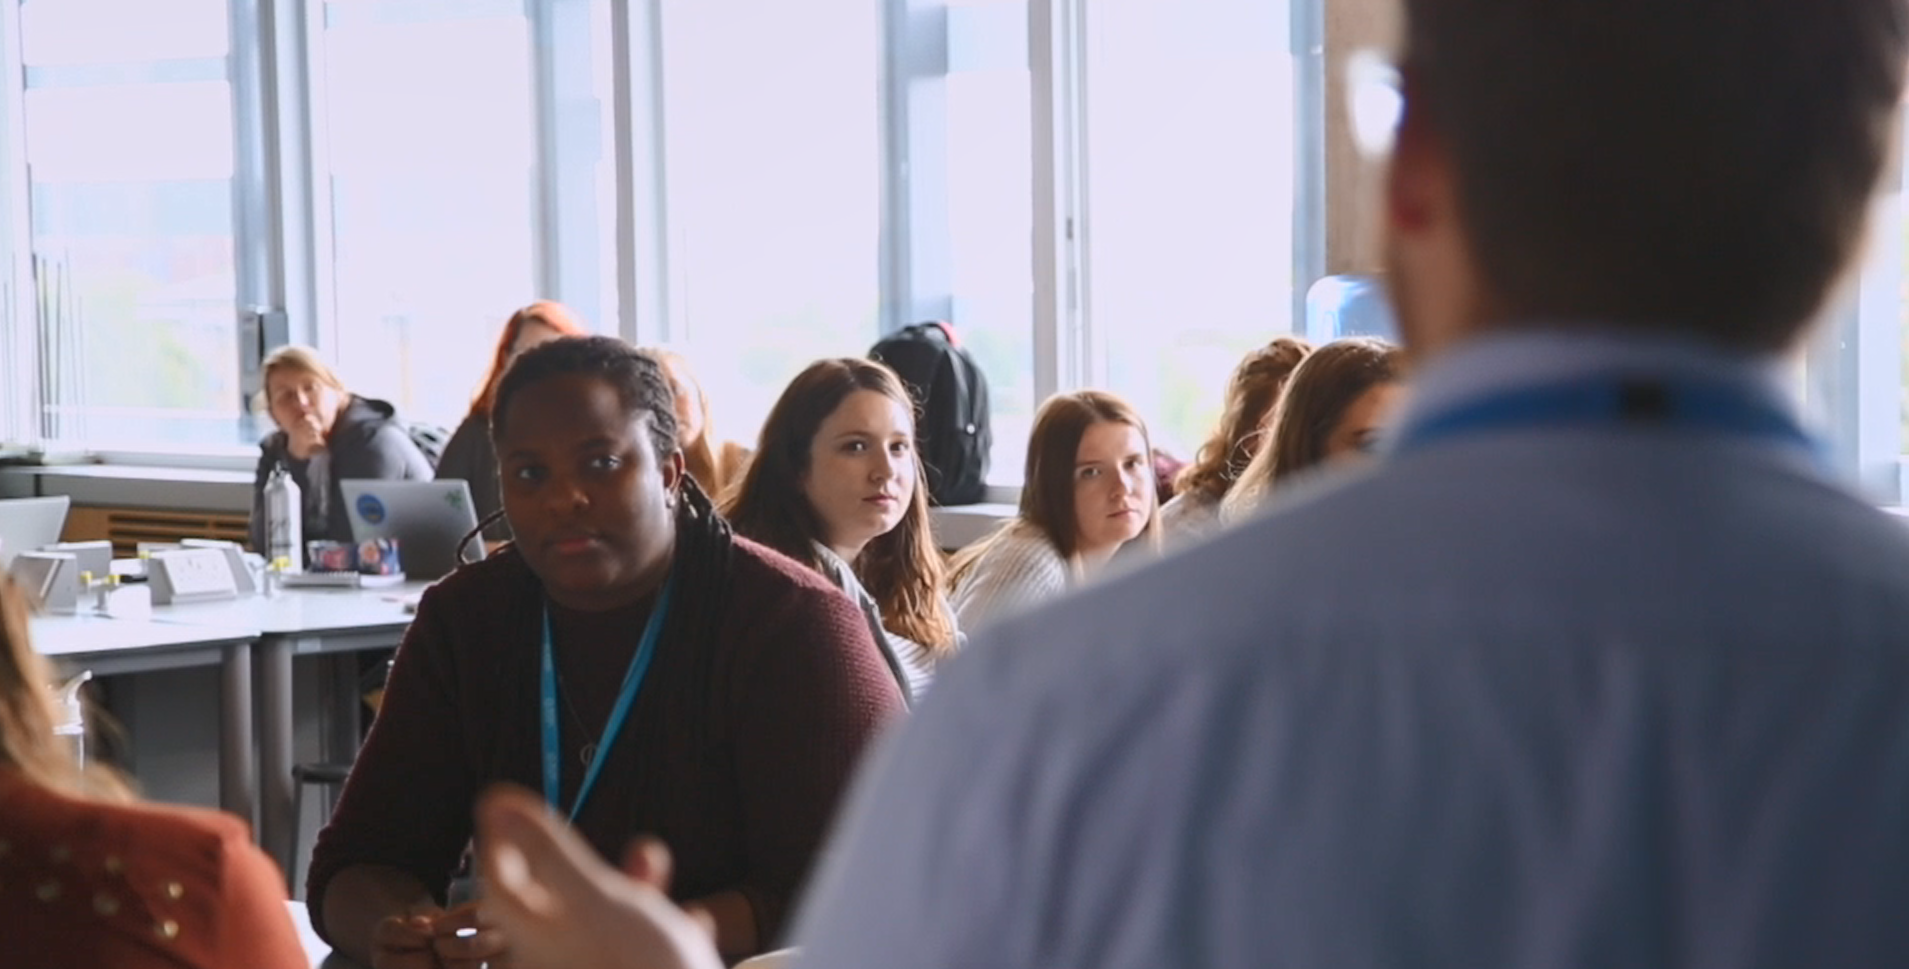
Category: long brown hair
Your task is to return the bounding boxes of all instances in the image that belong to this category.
[468,301,589,420]
[1224,337,1403,517]
[951,390,1162,583]
[1175,337,1313,501]
[643,349,743,502]
[0,574,128,800]
[722,359,955,654]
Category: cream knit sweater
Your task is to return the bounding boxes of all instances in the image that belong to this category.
[949,528,1071,632]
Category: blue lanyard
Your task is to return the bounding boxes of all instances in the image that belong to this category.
[540,570,677,821]
[1390,371,1819,460]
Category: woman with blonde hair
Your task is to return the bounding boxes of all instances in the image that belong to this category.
[248,345,433,558]
[723,358,958,701]
[0,574,306,966]
[1220,337,1405,522]
[644,349,752,502]
[438,300,591,541]
[1162,336,1313,542]
[948,390,1161,630]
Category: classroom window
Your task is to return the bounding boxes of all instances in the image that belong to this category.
[1081,0,1299,459]
[656,0,882,439]
[944,0,1036,482]
[310,0,540,430]
[14,0,240,448]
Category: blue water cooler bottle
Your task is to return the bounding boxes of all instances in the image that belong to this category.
[1304,274,1398,343]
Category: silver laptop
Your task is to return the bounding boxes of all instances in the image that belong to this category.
[340,480,480,580]
[0,495,71,568]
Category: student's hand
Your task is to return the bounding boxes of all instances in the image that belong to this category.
[432,902,510,969]
[369,913,442,969]
[287,416,327,459]
[474,784,724,969]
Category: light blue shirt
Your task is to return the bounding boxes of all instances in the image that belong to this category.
[791,332,1909,968]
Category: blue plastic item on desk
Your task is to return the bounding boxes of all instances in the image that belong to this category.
[1305,274,1398,343]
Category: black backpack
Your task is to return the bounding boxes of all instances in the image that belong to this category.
[402,420,451,472]
[870,322,992,506]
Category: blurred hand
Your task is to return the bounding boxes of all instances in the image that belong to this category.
[433,902,511,969]
[287,416,327,459]
[474,784,723,969]
[370,913,441,969]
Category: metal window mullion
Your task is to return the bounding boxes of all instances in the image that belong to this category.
[613,0,672,345]
[1291,0,1327,331]
[881,0,954,333]
[1029,0,1087,398]
[532,0,604,325]
[877,0,910,333]
[0,0,36,447]
[231,0,290,440]
[289,0,333,353]
[527,0,559,303]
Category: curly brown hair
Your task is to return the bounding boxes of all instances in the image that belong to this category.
[1174,337,1313,502]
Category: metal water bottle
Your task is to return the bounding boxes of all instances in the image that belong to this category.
[264,463,303,573]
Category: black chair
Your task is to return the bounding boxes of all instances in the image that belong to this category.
[289,657,390,890]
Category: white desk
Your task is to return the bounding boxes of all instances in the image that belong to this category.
[30,613,262,822]
[151,583,428,879]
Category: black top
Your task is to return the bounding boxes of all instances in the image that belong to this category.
[436,412,509,542]
[248,395,434,555]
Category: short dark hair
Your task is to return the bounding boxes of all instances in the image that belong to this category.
[1405,0,1909,350]
[489,335,679,462]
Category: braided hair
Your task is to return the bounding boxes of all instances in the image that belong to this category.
[487,336,736,704]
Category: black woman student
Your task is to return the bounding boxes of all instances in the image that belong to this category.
[306,336,904,966]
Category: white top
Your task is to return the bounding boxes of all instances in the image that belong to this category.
[790,331,1909,969]
[812,542,942,703]
[1158,487,1224,546]
[946,527,1070,632]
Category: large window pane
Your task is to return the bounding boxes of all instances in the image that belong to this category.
[661,0,880,439]
[947,0,1033,483]
[315,0,538,429]
[18,0,238,448]
[1084,0,1297,458]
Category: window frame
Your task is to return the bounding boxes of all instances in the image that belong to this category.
[2,0,1330,502]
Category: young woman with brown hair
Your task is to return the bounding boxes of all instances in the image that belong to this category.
[1162,337,1313,542]
[723,358,958,701]
[1220,337,1405,521]
[438,300,591,540]
[947,390,1161,630]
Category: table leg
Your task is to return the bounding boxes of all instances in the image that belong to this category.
[218,641,256,827]
[257,635,296,885]
[325,655,362,768]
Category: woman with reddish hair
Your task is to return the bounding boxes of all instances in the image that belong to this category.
[437,301,590,541]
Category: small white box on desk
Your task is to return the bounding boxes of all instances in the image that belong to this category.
[180,539,258,595]
[41,540,112,582]
[12,550,79,613]
[148,547,243,605]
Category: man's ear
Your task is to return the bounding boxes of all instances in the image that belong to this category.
[1384,73,1456,239]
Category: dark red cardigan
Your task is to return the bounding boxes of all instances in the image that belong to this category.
[307,539,904,948]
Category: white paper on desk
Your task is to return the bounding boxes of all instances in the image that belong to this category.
[102,585,153,619]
